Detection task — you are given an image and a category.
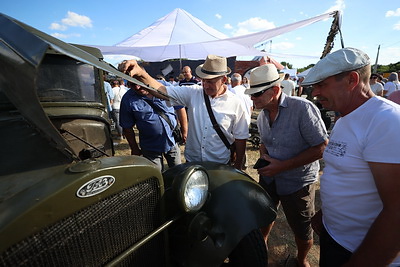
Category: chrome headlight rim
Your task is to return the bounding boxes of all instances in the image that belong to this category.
[178,165,209,213]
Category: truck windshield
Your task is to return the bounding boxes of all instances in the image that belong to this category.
[36,54,102,102]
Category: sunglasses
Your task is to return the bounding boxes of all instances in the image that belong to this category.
[250,86,275,98]
[370,76,378,79]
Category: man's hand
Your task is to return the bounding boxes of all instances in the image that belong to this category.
[256,154,284,177]
[118,60,143,77]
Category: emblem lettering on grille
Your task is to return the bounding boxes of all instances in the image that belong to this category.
[77,175,115,198]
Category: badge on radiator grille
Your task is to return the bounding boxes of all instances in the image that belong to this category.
[76,175,115,198]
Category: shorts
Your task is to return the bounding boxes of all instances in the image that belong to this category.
[259,179,316,240]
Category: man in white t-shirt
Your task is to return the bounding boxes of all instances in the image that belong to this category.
[281,73,296,96]
[303,47,400,266]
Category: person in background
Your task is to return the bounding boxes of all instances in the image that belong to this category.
[387,89,400,105]
[119,55,249,170]
[297,76,305,96]
[103,73,114,119]
[377,73,385,86]
[111,80,127,139]
[168,75,178,86]
[303,47,400,266]
[231,72,253,169]
[156,75,188,143]
[119,82,181,171]
[245,64,328,267]
[242,76,250,88]
[281,73,296,96]
[118,78,129,92]
[383,72,399,97]
[369,73,384,96]
[179,66,200,86]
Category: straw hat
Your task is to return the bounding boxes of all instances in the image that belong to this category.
[244,64,284,95]
[195,55,231,79]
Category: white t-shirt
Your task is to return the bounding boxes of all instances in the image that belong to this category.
[321,97,400,266]
[281,79,296,96]
[166,85,249,163]
[384,81,399,97]
[112,86,127,110]
[231,84,253,125]
[370,83,384,95]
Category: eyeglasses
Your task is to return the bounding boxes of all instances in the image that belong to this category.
[250,86,273,98]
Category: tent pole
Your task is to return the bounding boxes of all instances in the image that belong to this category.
[179,44,182,71]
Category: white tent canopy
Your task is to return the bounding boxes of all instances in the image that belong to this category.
[92,8,339,62]
[297,68,312,77]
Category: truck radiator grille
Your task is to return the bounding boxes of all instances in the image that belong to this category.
[1,177,166,266]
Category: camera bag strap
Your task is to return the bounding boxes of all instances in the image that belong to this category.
[203,90,231,150]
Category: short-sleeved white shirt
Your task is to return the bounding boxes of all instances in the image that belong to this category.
[166,85,249,163]
[321,96,400,266]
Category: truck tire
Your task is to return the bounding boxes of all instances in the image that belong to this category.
[223,229,268,266]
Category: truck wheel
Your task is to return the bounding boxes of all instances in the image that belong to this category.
[223,229,268,266]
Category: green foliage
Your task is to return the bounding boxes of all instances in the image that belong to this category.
[375,62,400,74]
[297,64,315,74]
[281,60,399,75]
[280,61,292,69]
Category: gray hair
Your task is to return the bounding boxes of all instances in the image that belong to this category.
[388,72,399,82]
[231,73,242,82]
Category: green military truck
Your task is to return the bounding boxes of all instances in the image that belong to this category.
[0,13,276,266]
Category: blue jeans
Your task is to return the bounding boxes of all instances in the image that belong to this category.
[111,109,123,136]
[142,143,181,171]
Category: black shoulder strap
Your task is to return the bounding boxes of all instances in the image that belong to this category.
[203,90,231,150]
[143,98,174,131]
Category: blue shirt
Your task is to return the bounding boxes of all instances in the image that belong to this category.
[179,76,200,86]
[119,90,177,153]
[258,93,328,195]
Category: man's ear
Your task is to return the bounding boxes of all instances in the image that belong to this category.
[347,71,360,91]
[272,85,281,95]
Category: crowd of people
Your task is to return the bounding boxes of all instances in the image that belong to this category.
[103,48,400,266]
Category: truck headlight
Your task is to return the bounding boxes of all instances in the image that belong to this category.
[181,166,209,212]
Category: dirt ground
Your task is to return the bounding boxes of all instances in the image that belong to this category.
[113,137,322,267]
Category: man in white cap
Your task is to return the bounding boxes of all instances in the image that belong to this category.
[304,47,400,266]
[119,55,248,169]
[245,64,328,267]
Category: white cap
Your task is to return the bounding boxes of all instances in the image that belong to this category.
[302,47,370,86]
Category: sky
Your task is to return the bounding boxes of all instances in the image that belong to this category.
[2,0,400,69]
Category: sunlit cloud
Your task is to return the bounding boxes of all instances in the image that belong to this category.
[50,22,67,31]
[232,17,275,36]
[394,21,400,30]
[215,13,222,19]
[271,41,295,51]
[386,8,400,17]
[326,0,345,13]
[61,11,92,28]
[224,23,233,30]
[379,47,400,64]
[51,32,81,39]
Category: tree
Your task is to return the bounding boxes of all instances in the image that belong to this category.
[298,64,315,74]
[280,61,293,69]
[376,62,400,74]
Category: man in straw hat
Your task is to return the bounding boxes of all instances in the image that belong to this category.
[119,55,248,169]
[245,64,329,266]
[303,47,400,266]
